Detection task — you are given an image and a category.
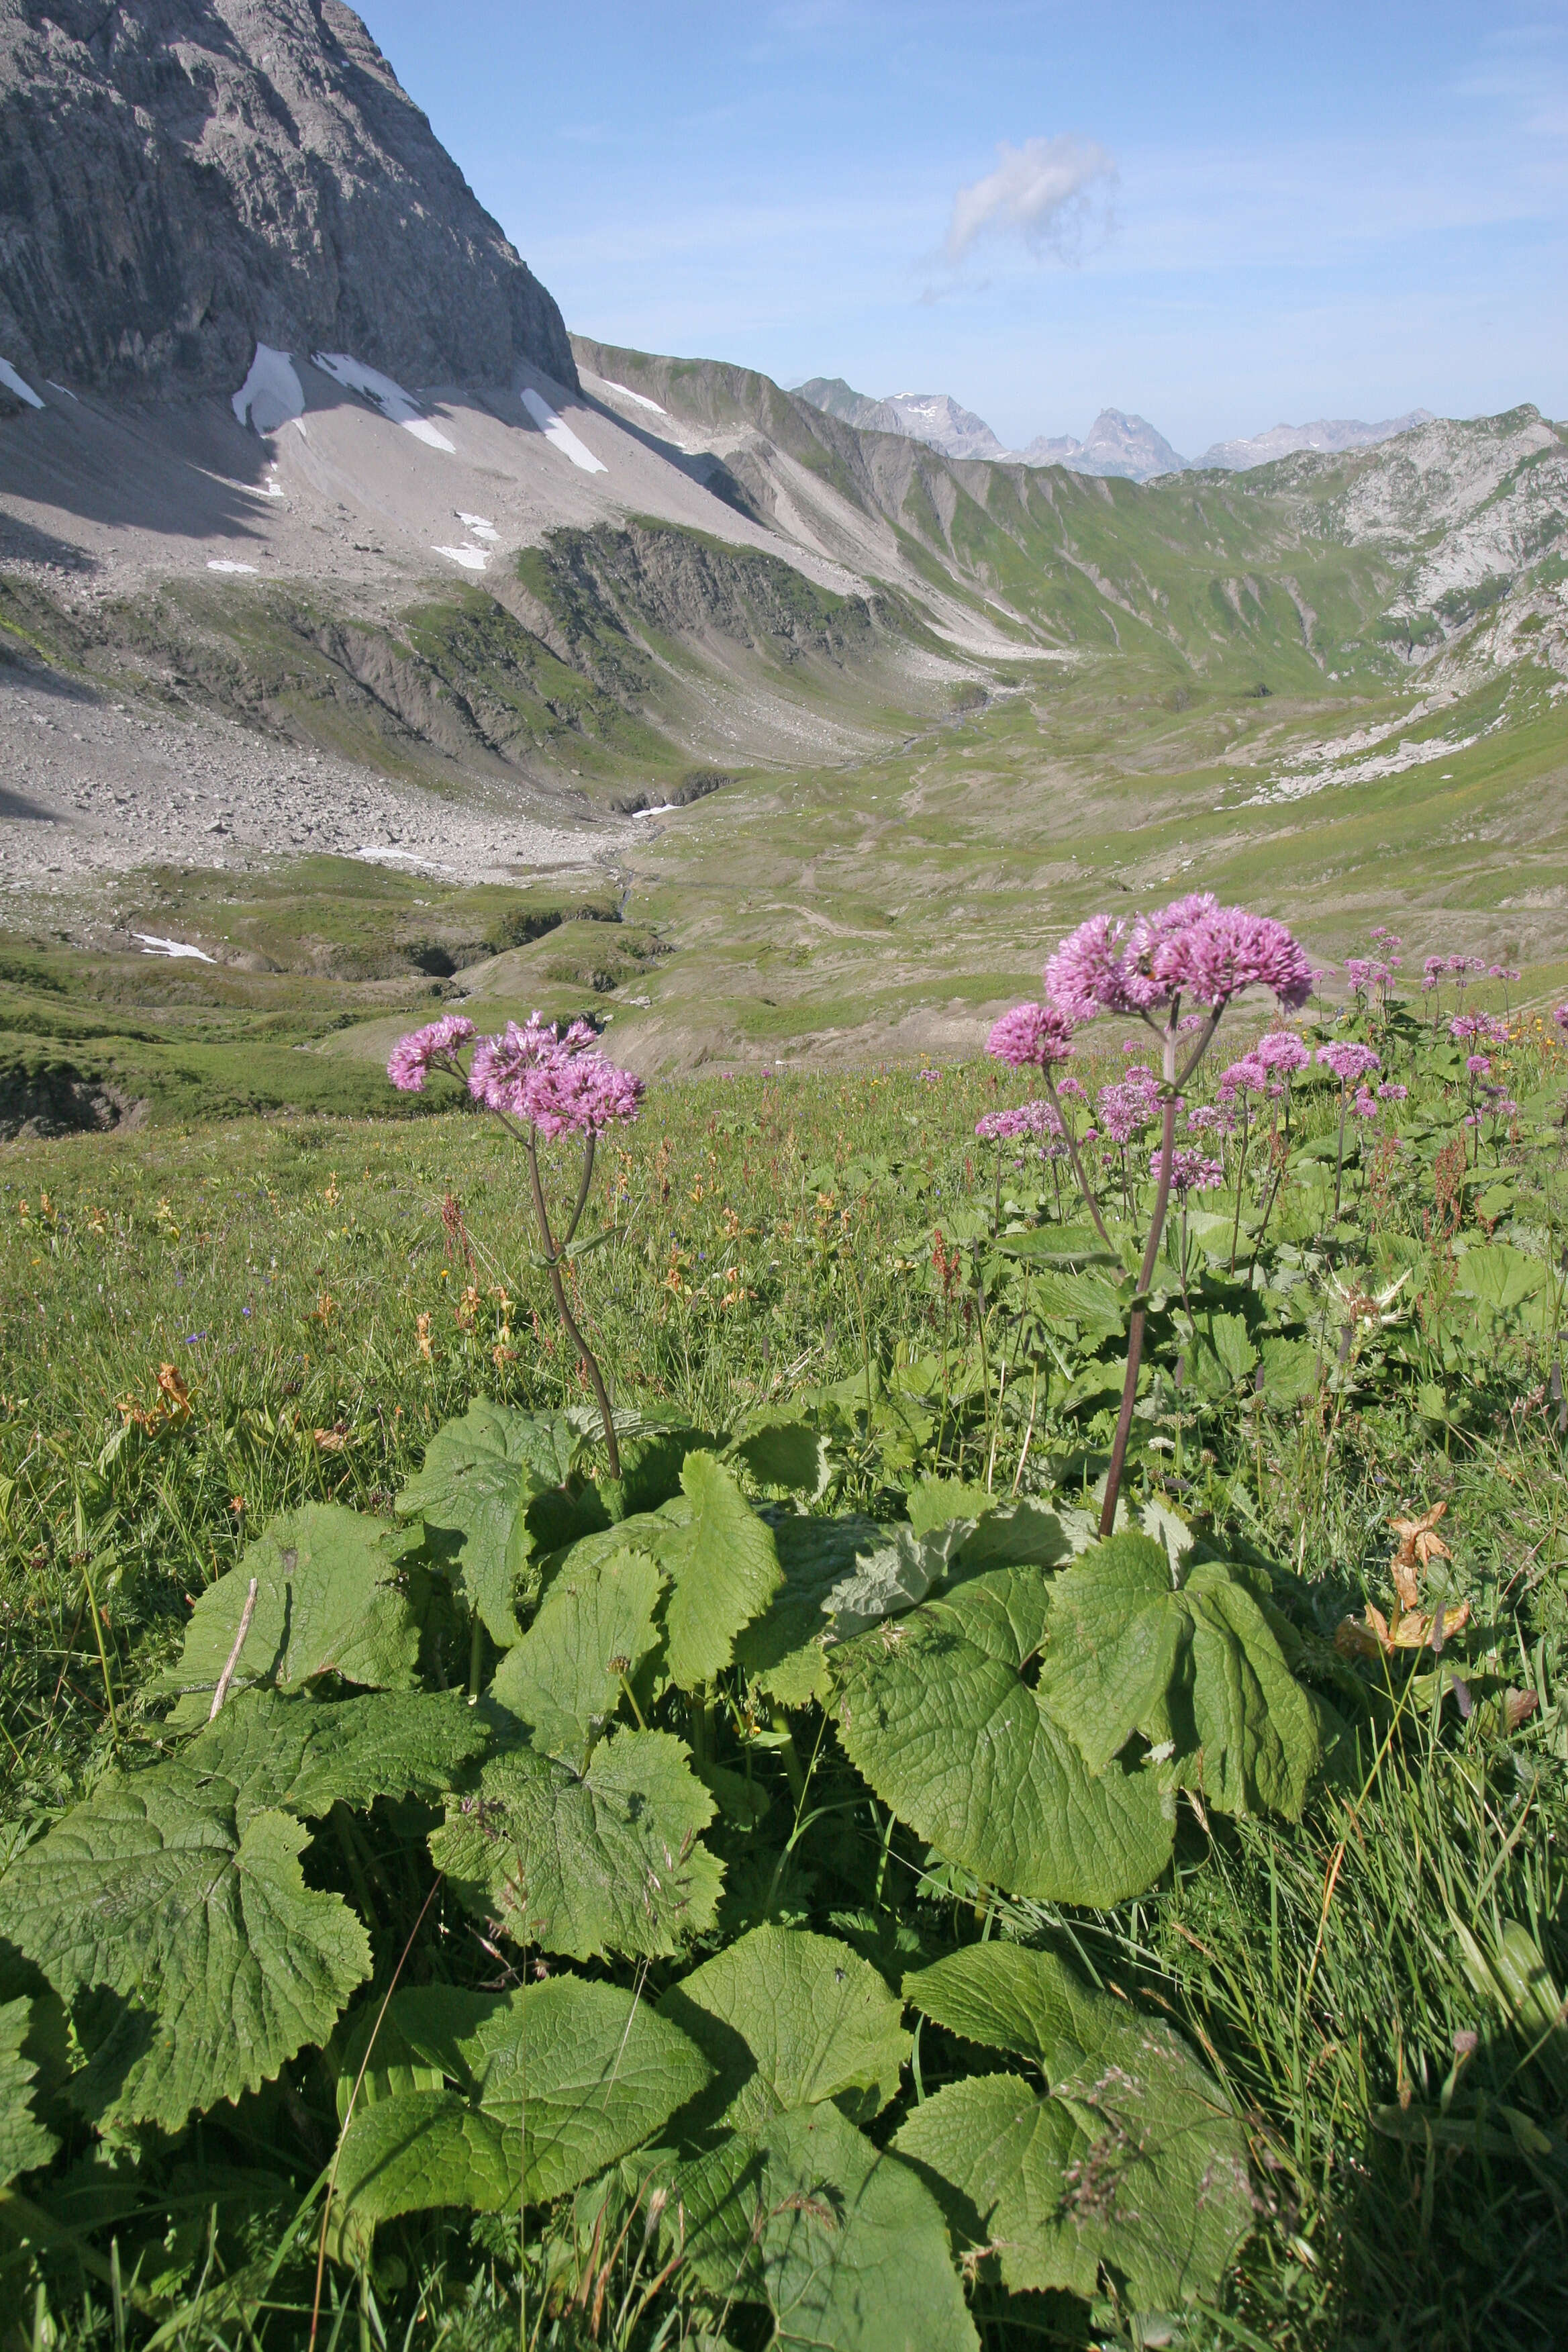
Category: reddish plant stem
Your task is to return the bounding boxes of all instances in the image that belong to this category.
[1097,1000,1226,1539]
[1042,1071,1112,1248]
[524,1131,621,1479]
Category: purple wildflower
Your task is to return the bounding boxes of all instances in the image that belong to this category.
[1218,1053,1268,1101]
[1316,1040,1381,1085]
[975,1099,1063,1143]
[469,1013,642,1137]
[1255,1029,1310,1075]
[987,1001,1077,1069]
[1465,1054,1492,1078]
[1149,1145,1225,1194]
[1377,1081,1408,1101]
[386,1014,476,1092]
[1352,1087,1379,1118]
[1046,895,1312,1020]
[1553,1004,1568,1030]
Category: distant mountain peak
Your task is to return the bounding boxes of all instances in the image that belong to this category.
[1196,412,1438,471]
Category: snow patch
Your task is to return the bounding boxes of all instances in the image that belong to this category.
[432,545,489,572]
[600,378,667,416]
[134,934,215,963]
[0,359,44,410]
[458,512,499,539]
[521,388,607,473]
[45,381,77,401]
[352,846,448,871]
[311,352,456,452]
[232,344,304,434]
[207,560,258,574]
[630,801,680,818]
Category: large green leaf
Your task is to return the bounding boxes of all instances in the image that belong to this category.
[897,1945,1253,2312]
[660,1926,910,2132]
[673,2099,977,2350]
[156,1506,423,1728]
[489,1547,663,1764]
[332,1977,709,2243]
[0,1797,368,2135]
[1454,1243,1544,1312]
[0,1997,57,2186]
[1038,1534,1323,1818]
[0,1691,485,2133]
[396,1401,569,1643]
[431,1727,722,1960]
[728,1412,830,1498]
[660,1453,782,1691]
[824,1522,971,1643]
[832,1570,1173,1906]
[735,1516,886,1708]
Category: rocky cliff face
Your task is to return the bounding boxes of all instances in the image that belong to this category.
[0,0,575,400]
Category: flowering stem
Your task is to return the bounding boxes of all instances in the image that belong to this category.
[1332,1086,1349,1226]
[1099,1087,1177,1539]
[523,1132,621,1480]
[1042,1073,1112,1248]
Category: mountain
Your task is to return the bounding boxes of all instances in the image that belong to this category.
[1197,412,1436,471]
[793,378,1010,462]
[0,0,573,400]
[1020,409,1190,481]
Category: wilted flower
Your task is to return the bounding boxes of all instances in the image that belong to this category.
[387,1014,477,1092]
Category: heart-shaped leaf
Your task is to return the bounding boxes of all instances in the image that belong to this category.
[489,1546,663,1763]
[659,1925,910,2133]
[1039,1534,1324,1817]
[331,1977,710,2243]
[156,1506,423,1726]
[832,1569,1173,1906]
[672,2098,979,2349]
[897,1944,1253,2312]
[431,1727,722,1960]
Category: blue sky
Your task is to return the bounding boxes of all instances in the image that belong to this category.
[355,0,1567,456]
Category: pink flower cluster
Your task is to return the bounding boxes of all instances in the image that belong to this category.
[386,1014,477,1092]
[1555,1005,1568,1031]
[1149,1144,1226,1195]
[1451,1012,1508,1048]
[1096,1063,1161,1146]
[1317,1040,1381,1086]
[986,1002,1076,1069]
[975,1099,1064,1144]
[1256,1029,1310,1076]
[387,1010,644,1139]
[1044,893,1313,1022]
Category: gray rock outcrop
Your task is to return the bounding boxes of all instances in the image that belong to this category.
[0,0,575,399]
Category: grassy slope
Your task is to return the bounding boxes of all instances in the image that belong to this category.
[3,1031,1567,2348]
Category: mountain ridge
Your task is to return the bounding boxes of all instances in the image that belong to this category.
[792,375,1444,483]
[0,0,574,401]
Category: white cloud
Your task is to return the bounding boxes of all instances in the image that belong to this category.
[942,135,1116,266]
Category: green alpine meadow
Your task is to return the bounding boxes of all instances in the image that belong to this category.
[2,927,1567,2349]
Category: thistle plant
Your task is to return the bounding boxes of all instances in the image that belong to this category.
[992,893,1313,1535]
[387,1011,644,1475]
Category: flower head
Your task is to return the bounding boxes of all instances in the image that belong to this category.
[387,1014,476,1092]
[987,1001,1077,1069]
[1255,1028,1310,1075]
[1045,895,1312,1020]
[1218,1053,1268,1101]
[1316,1040,1381,1086]
[1552,1004,1568,1032]
[468,1014,642,1137]
[1465,1053,1492,1078]
[975,1099,1063,1144]
[1377,1081,1408,1101]
[1149,1144,1225,1195]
